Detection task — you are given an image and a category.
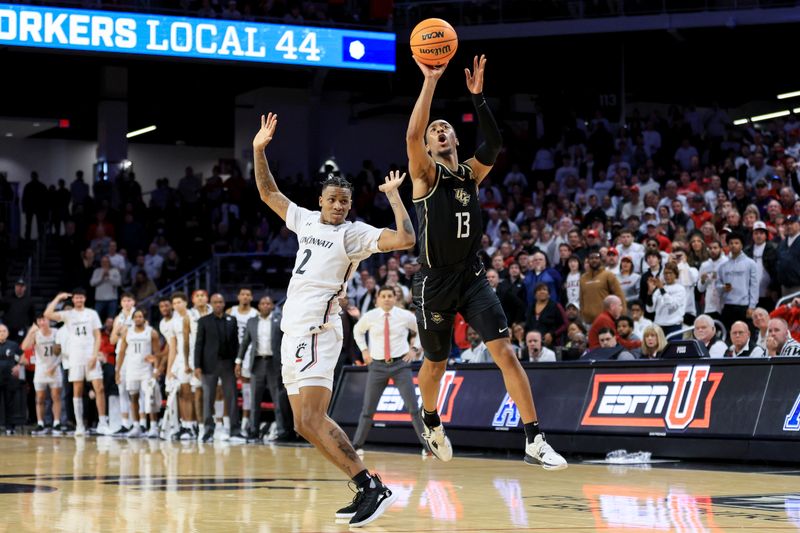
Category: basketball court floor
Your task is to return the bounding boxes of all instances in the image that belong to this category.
[1,436,799,531]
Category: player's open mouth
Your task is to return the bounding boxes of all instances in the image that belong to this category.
[438,134,447,143]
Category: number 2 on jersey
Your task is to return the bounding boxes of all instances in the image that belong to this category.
[456,212,471,239]
[296,249,312,275]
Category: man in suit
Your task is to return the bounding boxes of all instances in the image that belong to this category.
[195,293,240,442]
[234,295,292,441]
[486,268,525,324]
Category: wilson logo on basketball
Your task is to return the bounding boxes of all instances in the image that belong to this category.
[581,365,723,430]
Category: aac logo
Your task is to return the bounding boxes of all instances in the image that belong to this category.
[784,393,800,431]
[492,394,521,429]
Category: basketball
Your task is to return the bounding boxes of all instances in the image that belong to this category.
[410,18,458,66]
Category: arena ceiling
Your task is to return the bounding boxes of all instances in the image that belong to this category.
[1,23,797,147]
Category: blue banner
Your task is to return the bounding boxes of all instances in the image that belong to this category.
[0,4,395,71]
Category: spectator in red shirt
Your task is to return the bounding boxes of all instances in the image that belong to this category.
[588,295,641,350]
[690,194,713,230]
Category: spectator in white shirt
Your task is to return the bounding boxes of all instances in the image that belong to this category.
[503,163,528,192]
[674,139,699,171]
[523,330,556,362]
[461,326,491,363]
[728,321,766,357]
[693,314,728,358]
[90,256,122,320]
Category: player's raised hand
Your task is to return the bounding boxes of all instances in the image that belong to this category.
[378,170,407,195]
[413,57,448,81]
[464,54,486,95]
[253,113,278,150]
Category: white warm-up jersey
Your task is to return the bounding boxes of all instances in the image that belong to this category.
[60,308,102,359]
[114,310,136,365]
[229,306,257,358]
[281,203,383,337]
[125,326,153,373]
[56,327,71,370]
[168,312,191,361]
[33,329,60,374]
[188,307,209,357]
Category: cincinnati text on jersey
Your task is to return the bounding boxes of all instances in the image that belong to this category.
[374,370,464,423]
[580,365,723,430]
[298,236,334,249]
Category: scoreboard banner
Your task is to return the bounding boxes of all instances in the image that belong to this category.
[330,359,800,441]
[0,3,395,70]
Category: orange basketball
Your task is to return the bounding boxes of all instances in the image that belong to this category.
[410,18,458,67]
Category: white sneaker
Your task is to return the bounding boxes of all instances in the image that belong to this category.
[524,434,568,470]
[96,421,112,436]
[126,425,142,438]
[74,425,86,437]
[420,417,453,462]
[147,426,159,439]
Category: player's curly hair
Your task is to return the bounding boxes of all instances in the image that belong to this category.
[321,174,353,193]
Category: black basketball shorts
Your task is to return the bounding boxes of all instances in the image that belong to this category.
[412,259,509,362]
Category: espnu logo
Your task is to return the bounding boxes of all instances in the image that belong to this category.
[581,365,723,430]
[373,371,463,423]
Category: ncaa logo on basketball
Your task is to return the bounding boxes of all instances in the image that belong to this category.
[581,365,723,430]
[454,188,471,206]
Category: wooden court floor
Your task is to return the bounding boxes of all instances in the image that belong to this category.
[1,436,799,532]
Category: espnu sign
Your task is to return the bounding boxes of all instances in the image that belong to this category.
[581,365,723,430]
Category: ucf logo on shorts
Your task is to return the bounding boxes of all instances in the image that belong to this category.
[454,188,471,206]
[295,342,307,363]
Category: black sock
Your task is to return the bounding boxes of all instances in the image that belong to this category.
[422,409,441,428]
[524,422,540,444]
[352,469,372,490]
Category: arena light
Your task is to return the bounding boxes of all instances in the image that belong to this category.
[778,90,800,100]
[750,110,790,123]
[794,108,800,114]
[733,119,749,126]
[126,125,157,138]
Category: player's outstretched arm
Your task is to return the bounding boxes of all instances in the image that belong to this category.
[44,293,70,323]
[464,54,502,185]
[377,171,416,252]
[253,113,291,221]
[406,58,447,196]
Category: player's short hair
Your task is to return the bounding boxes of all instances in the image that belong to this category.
[238,287,252,294]
[170,291,188,303]
[72,287,87,296]
[158,296,171,305]
[133,308,147,319]
[321,175,353,193]
[120,291,136,301]
[192,289,208,298]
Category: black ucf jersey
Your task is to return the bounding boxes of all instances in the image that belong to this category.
[413,162,482,269]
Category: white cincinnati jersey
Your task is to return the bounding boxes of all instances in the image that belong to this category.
[188,307,210,357]
[56,327,71,370]
[229,306,257,341]
[168,312,191,360]
[124,326,153,371]
[33,329,60,372]
[281,203,383,337]
[114,310,136,353]
[60,308,101,357]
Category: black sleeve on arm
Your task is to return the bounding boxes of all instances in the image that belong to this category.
[472,93,503,166]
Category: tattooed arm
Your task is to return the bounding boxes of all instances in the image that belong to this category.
[252,113,291,221]
[377,170,416,252]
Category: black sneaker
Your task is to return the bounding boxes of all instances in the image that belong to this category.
[5,427,16,435]
[349,475,397,528]
[113,426,131,437]
[31,425,49,436]
[335,482,363,519]
[51,425,63,436]
[201,428,214,443]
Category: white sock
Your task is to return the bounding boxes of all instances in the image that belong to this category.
[241,383,251,412]
[242,417,250,430]
[100,415,108,425]
[182,421,190,429]
[37,419,44,427]
[223,416,230,430]
[214,400,224,419]
[140,420,147,429]
[73,398,84,427]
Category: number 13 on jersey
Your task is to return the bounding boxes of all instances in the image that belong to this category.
[456,212,470,239]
